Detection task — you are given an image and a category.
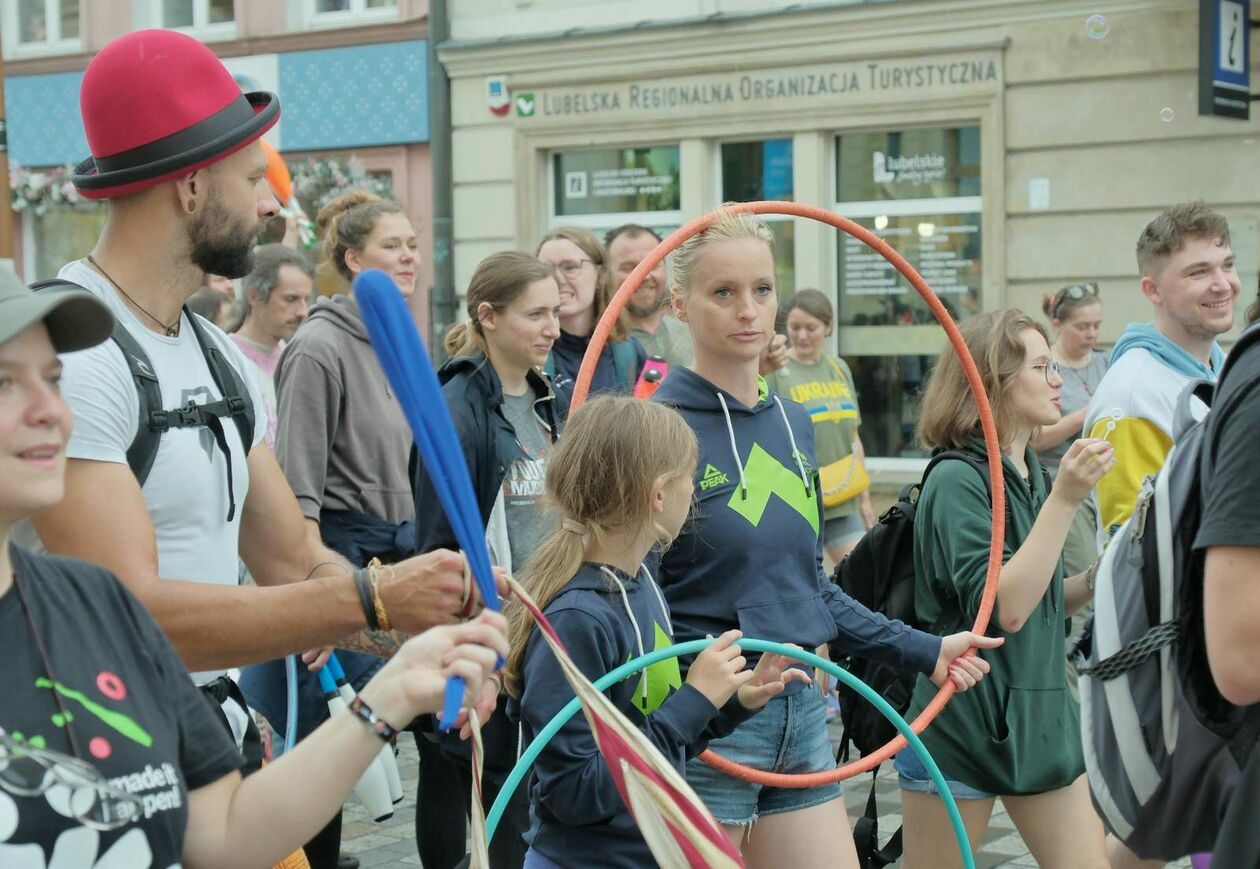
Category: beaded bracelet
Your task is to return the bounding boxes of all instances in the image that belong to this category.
[350,695,397,742]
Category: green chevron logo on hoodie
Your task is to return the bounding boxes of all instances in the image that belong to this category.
[727,443,819,534]
[630,622,682,716]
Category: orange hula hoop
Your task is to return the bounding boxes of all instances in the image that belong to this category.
[571,201,1004,788]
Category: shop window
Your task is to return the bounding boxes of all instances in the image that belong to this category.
[548,145,681,244]
[159,0,234,35]
[720,138,795,297]
[833,125,981,461]
[4,0,79,57]
[834,126,981,327]
[309,0,396,27]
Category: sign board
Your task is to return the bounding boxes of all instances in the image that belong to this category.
[1200,0,1251,119]
[553,146,681,216]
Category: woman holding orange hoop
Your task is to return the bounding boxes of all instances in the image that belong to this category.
[650,209,1001,867]
[900,310,1114,868]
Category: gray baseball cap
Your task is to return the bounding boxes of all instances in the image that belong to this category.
[0,265,113,353]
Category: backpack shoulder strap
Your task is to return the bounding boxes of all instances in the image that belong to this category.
[184,310,255,451]
[611,339,639,391]
[31,278,164,485]
[923,449,1014,533]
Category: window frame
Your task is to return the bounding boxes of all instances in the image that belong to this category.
[546,143,683,234]
[305,0,398,29]
[2,0,81,59]
[153,0,236,40]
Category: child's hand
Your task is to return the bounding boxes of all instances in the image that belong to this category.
[736,648,813,710]
[686,630,755,709]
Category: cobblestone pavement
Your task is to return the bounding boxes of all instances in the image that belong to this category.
[339,720,1194,867]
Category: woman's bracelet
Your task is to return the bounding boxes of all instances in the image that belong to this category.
[353,568,379,630]
[350,695,397,742]
[1085,560,1101,594]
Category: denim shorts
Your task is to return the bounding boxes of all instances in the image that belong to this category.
[823,513,866,549]
[894,746,995,800]
[685,683,843,826]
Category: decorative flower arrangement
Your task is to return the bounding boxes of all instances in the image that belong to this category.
[288,155,394,219]
[9,165,96,216]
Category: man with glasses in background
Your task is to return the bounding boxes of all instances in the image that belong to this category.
[1084,203,1239,555]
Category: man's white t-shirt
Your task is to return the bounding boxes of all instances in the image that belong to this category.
[56,260,268,684]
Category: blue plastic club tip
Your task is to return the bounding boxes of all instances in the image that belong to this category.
[315,666,338,696]
[439,677,465,732]
[325,652,345,682]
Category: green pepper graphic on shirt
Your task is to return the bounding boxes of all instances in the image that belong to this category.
[629,622,682,716]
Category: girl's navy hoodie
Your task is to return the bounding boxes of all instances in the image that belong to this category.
[651,367,941,678]
[512,562,751,868]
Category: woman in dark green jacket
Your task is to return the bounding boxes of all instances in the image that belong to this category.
[900,309,1116,869]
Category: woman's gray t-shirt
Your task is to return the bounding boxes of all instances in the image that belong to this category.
[1039,350,1109,473]
[500,390,554,569]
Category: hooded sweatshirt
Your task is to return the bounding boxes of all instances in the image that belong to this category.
[274,295,413,524]
[652,367,940,678]
[513,562,751,868]
[547,329,647,397]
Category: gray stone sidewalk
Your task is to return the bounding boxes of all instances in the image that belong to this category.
[340,721,1193,867]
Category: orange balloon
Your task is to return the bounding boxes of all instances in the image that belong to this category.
[260,139,293,204]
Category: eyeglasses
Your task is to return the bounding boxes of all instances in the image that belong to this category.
[1032,360,1062,385]
[0,729,145,830]
[547,259,593,279]
[1052,282,1100,317]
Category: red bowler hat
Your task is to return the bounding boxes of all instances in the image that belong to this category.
[71,30,280,200]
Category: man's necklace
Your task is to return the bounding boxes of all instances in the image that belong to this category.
[87,254,180,337]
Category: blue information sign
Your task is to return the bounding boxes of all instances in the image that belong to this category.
[1200,0,1251,119]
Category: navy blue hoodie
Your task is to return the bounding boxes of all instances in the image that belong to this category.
[652,367,940,678]
[546,329,646,397]
[513,562,751,868]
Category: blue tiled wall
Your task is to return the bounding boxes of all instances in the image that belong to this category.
[5,39,428,168]
[7,71,88,167]
[278,40,428,150]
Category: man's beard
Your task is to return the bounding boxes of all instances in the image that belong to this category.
[188,194,258,279]
[625,283,667,319]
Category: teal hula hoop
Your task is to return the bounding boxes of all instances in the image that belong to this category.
[487,637,974,868]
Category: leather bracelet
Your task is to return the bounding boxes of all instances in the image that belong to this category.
[368,564,393,632]
[349,695,397,742]
[1085,560,1100,594]
[353,568,379,630]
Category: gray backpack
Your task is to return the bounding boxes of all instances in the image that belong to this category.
[1078,326,1260,861]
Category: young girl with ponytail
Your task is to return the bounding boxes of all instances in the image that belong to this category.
[505,395,806,869]
[412,250,566,867]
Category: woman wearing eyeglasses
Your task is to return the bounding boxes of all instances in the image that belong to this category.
[898,309,1115,869]
[0,277,506,868]
[1034,282,1107,580]
[536,227,646,396]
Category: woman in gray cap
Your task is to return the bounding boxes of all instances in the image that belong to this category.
[0,275,507,867]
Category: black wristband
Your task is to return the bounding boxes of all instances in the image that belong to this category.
[354,568,379,630]
[350,695,397,742]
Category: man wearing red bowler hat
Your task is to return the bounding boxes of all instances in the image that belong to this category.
[29,29,497,775]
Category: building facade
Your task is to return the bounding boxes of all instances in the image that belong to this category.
[442,0,1260,476]
[3,0,434,331]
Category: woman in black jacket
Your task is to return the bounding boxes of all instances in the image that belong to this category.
[413,251,565,868]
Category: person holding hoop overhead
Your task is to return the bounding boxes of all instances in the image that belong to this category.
[898,310,1114,869]
[650,208,1001,867]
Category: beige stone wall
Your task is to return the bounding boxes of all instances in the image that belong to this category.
[443,0,1259,384]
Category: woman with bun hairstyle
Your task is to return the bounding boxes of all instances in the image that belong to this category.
[899,309,1114,869]
[412,251,566,868]
[536,226,647,396]
[651,209,1001,867]
[240,190,457,869]
[1033,283,1107,579]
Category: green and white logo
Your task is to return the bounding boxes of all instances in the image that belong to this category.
[700,463,729,491]
[515,93,536,117]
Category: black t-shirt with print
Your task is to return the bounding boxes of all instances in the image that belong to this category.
[0,545,242,867]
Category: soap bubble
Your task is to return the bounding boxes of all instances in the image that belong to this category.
[1160,107,1175,122]
[1085,14,1109,39]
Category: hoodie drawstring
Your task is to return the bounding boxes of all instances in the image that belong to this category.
[716,392,749,500]
[601,565,649,710]
[773,395,813,496]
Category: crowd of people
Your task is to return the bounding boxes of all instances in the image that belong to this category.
[2,25,1255,869]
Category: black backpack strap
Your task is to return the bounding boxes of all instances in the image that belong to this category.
[923,449,1014,534]
[850,767,903,868]
[31,279,165,485]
